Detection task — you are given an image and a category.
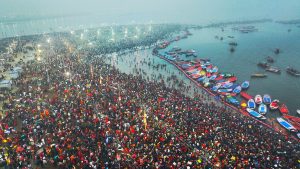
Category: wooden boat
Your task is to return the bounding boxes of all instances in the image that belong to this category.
[257,62,270,69]
[240,91,253,100]
[226,96,240,105]
[247,99,256,109]
[191,74,201,79]
[263,94,271,104]
[254,95,262,104]
[270,99,279,110]
[221,72,234,78]
[211,84,221,92]
[265,66,281,74]
[197,76,206,82]
[251,73,267,78]
[277,117,296,132]
[258,104,267,115]
[266,56,274,63]
[209,74,217,81]
[212,66,218,73]
[218,88,233,93]
[247,108,266,120]
[283,115,300,123]
[241,81,250,89]
[274,48,280,54]
[279,104,289,115]
[221,82,233,89]
[214,75,223,81]
[286,67,300,77]
[232,86,242,94]
[227,76,237,82]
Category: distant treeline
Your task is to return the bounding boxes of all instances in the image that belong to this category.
[276,19,300,24]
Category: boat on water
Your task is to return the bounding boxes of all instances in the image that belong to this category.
[258,104,267,115]
[221,72,234,78]
[265,66,281,74]
[286,67,300,77]
[221,82,233,89]
[257,62,270,69]
[254,95,262,104]
[266,56,274,63]
[251,73,267,78]
[227,76,237,82]
[240,91,253,100]
[263,94,271,104]
[297,109,300,116]
[197,76,206,82]
[211,83,222,92]
[214,75,223,81]
[229,42,238,46]
[279,104,289,114]
[277,117,297,132]
[209,74,217,81]
[241,81,250,89]
[247,99,256,109]
[232,86,242,94]
[247,108,266,120]
[226,96,240,105]
[218,88,233,93]
[270,99,279,110]
[274,48,280,54]
[283,115,300,123]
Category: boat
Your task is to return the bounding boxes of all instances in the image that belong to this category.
[277,117,296,132]
[226,96,240,105]
[265,66,281,74]
[232,86,242,94]
[214,75,223,81]
[209,74,217,81]
[211,84,221,92]
[254,95,262,104]
[241,81,250,89]
[221,72,234,78]
[240,91,253,100]
[279,104,289,114]
[274,48,280,54]
[251,73,267,78]
[191,74,201,79]
[197,76,206,82]
[247,108,266,120]
[228,42,238,46]
[263,94,271,104]
[218,88,233,93]
[212,66,218,73]
[286,67,300,77]
[221,82,233,89]
[283,115,300,123]
[257,62,270,69]
[258,104,267,115]
[247,99,256,109]
[297,109,300,116]
[266,56,274,63]
[270,99,279,110]
[227,76,237,82]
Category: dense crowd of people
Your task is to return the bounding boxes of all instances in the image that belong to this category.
[0,25,300,168]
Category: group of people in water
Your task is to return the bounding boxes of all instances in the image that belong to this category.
[0,25,300,168]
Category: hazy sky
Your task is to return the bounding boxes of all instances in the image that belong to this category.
[1,0,300,24]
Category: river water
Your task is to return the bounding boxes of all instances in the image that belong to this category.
[163,22,300,116]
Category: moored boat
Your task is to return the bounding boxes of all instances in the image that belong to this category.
[279,104,289,115]
[270,99,279,110]
[266,56,274,63]
[258,104,267,115]
[265,66,281,74]
[283,115,300,123]
[240,91,253,100]
[286,66,300,77]
[232,86,242,94]
[221,82,233,89]
[218,88,233,93]
[263,94,271,104]
[227,76,237,82]
[251,73,267,78]
[247,99,256,109]
[211,84,221,92]
[241,81,250,89]
[247,108,266,120]
[254,95,262,104]
[226,96,240,105]
[257,62,270,69]
[277,117,297,132]
[297,109,300,116]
